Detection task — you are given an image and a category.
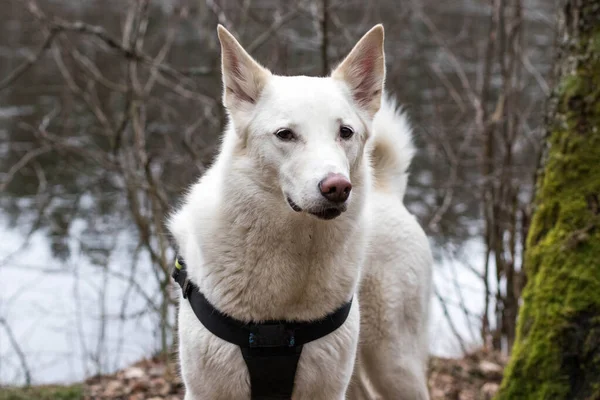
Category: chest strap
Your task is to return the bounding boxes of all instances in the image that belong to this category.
[172,257,352,400]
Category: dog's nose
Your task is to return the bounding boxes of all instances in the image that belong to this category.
[318,174,352,203]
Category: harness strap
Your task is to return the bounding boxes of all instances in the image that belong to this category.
[241,346,302,399]
[172,257,352,399]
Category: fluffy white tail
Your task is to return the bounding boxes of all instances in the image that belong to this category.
[370,94,415,199]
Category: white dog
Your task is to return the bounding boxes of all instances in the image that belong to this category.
[168,23,432,400]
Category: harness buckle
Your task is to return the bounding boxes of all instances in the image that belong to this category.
[182,277,191,299]
[172,262,192,299]
[249,324,296,348]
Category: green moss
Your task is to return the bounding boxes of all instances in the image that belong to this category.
[496,10,600,400]
[0,385,83,400]
[559,74,583,100]
[590,32,600,54]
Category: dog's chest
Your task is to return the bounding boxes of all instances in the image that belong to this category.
[194,216,363,321]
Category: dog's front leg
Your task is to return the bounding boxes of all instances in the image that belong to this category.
[178,300,251,400]
[292,300,360,400]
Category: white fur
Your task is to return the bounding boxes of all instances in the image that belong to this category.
[168,24,432,400]
[369,95,416,197]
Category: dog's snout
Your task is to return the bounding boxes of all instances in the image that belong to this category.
[318,173,352,203]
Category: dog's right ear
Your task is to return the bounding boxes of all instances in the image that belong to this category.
[217,25,271,117]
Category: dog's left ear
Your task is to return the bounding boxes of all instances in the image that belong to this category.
[332,24,385,118]
[217,25,271,116]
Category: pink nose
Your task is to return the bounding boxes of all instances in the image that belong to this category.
[318,173,352,203]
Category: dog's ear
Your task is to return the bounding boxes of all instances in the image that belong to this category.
[217,25,271,116]
[331,24,385,118]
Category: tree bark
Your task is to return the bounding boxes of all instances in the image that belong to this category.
[496,0,600,398]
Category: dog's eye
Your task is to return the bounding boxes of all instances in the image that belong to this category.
[275,128,295,141]
[339,126,354,139]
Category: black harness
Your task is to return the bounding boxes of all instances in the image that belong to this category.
[172,257,353,400]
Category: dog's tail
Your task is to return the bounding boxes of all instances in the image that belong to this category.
[369,94,415,199]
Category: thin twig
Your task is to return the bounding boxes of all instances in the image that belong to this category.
[0,30,57,92]
[0,316,32,386]
[434,288,468,354]
[0,146,52,192]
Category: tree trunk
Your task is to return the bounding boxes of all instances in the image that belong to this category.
[496,1,600,399]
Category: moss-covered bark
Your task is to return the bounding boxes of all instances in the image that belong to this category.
[496,1,600,399]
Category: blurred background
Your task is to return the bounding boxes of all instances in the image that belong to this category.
[0,0,555,393]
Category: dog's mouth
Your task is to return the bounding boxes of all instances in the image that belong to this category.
[286,197,345,220]
[287,197,302,212]
[308,207,344,220]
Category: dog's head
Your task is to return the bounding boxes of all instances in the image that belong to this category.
[218,24,385,220]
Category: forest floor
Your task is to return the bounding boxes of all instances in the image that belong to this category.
[0,349,506,400]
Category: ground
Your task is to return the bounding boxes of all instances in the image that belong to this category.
[428,350,506,400]
[0,385,82,400]
[0,349,506,399]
